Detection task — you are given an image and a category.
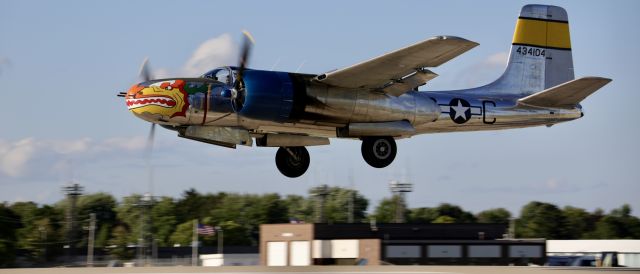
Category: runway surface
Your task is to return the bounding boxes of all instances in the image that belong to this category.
[1,266,639,274]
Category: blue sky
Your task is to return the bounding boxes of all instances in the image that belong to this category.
[1,0,638,216]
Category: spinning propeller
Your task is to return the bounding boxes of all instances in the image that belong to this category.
[230,30,255,112]
[137,57,157,163]
[120,31,256,146]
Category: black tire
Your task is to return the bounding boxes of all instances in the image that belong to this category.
[275,147,310,178]
[361,137,397,168]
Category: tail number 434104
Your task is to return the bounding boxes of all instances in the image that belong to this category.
[516,46,546,57]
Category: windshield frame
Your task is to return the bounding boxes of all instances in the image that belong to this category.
[201,66,237,86]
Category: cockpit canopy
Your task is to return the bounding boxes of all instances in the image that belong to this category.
[201,66,238,86]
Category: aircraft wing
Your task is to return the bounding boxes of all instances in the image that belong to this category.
[316,36,478,96]
[517,77,612,109]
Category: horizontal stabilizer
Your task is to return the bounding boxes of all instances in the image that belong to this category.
[517,77,612,108]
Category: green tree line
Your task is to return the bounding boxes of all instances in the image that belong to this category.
[1,186,639,266]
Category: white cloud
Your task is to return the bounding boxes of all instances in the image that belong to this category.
[101,136,148,151]
[149,33,237,79]
[0,138,37,177]
[485,52,509,67]
[546,178,559,190]
[181,34,237,77]
[50,138,92,154]
[453,51,509,87]
[0,136,149,178]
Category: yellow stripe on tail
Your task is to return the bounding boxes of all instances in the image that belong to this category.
[512,18,571,50]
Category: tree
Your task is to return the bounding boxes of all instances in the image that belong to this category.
[77,193,117,247]
[246,193,289,225]
[107,224,134,260]
[372,196,407,223]
[114,195,144,245]
[308,186,369,223]
[169,220,195,247]
[408,207,438,223]
[213,220,251,246]
[151,197,177,246]
[432,215,456,223]
[477,208,512,224]
[408,203,476,224]
[561,206,592,239]
[0,203,21,267]
[517,201,566,239]
[431,203,477,223]
[174,189,225,225]
[590,204,640,239]
[10,202,40,250]
[209,193,289,245]
[282,195,313,223]
[115,194,182,249]
[10,202,64,261]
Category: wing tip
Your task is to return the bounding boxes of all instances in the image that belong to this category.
[432,35,479,46]
[584,76,612,82]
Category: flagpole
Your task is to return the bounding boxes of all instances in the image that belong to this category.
[216,226,223,255]
[192,219,198,266]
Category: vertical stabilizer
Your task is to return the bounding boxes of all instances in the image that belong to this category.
[488,5,574,96]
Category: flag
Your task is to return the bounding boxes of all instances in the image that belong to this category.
[197,224,215,235]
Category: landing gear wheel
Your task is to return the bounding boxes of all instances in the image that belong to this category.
[275,146,310,178]
[361,136,397,168]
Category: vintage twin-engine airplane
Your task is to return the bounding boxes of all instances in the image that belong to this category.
[120,4,610,178]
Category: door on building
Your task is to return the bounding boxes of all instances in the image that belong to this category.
[290,241,311,266]
[267,241,287,266]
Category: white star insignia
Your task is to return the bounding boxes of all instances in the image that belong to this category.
[451,100,469,120]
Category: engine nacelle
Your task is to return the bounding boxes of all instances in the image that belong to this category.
[304,84,440,126]
[240,70,300,122]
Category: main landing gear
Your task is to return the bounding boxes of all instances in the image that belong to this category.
[274,136,397,178]
[361,136,397,168]
[275,146,310,178]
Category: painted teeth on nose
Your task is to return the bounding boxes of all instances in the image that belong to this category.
[126,97,176,109]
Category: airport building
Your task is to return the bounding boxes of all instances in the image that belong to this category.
[260,223,546,266]
[547,240,640,267]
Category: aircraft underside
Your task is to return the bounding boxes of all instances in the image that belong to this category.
[154,89,584,177]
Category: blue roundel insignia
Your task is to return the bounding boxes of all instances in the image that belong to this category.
[449,98,472,124]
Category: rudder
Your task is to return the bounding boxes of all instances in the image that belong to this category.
[488,5,574,96]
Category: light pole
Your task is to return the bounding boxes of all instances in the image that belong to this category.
[134,193,154,266]
[216,226,223,255]
[38,226,47,262]
[312,184,330,223]
[62,183,83,264]
[87,213,96,267]
[192,220,198,266]
[389,180,413,223]
[509,217,516,239]
[348,170,355,223]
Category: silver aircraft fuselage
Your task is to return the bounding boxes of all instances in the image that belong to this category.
[166,83,583,139]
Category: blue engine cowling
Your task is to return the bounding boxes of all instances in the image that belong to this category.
[240,69,301,122]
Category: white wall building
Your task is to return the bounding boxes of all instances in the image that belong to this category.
[547,240,640,267]
[200,254,260,266]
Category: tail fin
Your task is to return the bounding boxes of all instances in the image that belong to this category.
[488,4,574,96]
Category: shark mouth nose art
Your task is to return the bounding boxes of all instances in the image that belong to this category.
[126,96,177,109]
